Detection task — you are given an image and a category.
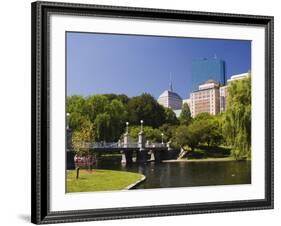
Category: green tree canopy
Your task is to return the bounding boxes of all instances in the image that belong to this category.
[179,103,192,125]
[222,77,251,159]
[128,126,162,143]
[94,113,111,142]
[105,99,128,141]
[173,113,224,151]
[199,118,223,146]
[159,123,177,142]
[193,112,212,121]
[67,95,86,114]
[103,94,130,105]
[72,118,95,156]
[192,112,223,146]
[68,112,88,131]
[164,108,179,125]
[85,95,109,122]
[173,124,201,152]
[127,93,166,128]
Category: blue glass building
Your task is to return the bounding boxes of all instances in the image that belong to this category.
[191,58,226,91]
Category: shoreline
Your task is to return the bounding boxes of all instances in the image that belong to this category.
[162,157,250,163]
[125,175,146,190]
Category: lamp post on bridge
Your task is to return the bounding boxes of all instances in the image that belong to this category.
[161,133,164,145]
[137,119,146,163]
[66,112,70,129]
[122,121,133,165]
[140,120,144,133]
[126,121,129,134]
[124,121,129,148]
[138,120,145,151]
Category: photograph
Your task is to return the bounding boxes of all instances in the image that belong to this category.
[31,1,273,223]
[65,32,252,193]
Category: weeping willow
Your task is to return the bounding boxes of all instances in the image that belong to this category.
[223,76,251,160]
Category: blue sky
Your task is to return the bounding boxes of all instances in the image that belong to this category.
[67,32,251,99]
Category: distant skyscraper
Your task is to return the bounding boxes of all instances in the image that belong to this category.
[191,57,226,91]
[158,76,182,110]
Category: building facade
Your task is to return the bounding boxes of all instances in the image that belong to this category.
[191,57,226,92]
[157,81,182,110]
[190,72,250,116]
[219,85,228,113]
[190,80,220,117]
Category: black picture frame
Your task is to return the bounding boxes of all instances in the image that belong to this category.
[31,1,274,224]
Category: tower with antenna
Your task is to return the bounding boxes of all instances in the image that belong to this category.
[169,72,173,92]
[157,73,182,110]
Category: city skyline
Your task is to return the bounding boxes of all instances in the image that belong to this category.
[67,32,251,99]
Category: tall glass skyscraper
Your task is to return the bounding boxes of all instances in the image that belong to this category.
[191,58,226,91]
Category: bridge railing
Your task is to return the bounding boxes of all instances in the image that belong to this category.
[89,142,140,148]
[145,143,166,148]
[122,143,139,148]
[79,142,167,149]
[90,142,119,148]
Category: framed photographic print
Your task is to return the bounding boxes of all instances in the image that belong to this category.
[31,1,274,224]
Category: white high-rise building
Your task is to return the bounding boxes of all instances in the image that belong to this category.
[158,79,182,110]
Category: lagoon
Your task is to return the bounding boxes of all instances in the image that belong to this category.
[94,156,251,189]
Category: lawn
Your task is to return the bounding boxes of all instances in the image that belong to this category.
[66,169,144,193]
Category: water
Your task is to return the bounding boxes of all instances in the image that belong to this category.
[94,156,251,189]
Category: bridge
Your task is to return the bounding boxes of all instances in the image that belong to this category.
[66,124,179,169]
[77,140,175,165]
[81,141,170,151]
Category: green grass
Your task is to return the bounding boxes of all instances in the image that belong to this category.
[66,169,144,193]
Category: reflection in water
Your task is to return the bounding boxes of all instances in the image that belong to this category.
[94,156,251,189]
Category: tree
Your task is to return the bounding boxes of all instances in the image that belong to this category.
[159,123,177,142]
[106,99,127,141]
[193,112,212,122]
[199,119,223,146]
[179,103,192,125]
[173,124,201,152]
[128,126,162,142]
[222,77,251,160]
[127,93,166,128]
[164,108,179,125]
[192,113,223,146]
[67,95,86,114]
[94,113,111,142]
[67,95,89,131]
[116,94,130,106]
[68,112,88,131]
[84,95,109,122]
[103,94,130,105]
[72,119,95,156]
